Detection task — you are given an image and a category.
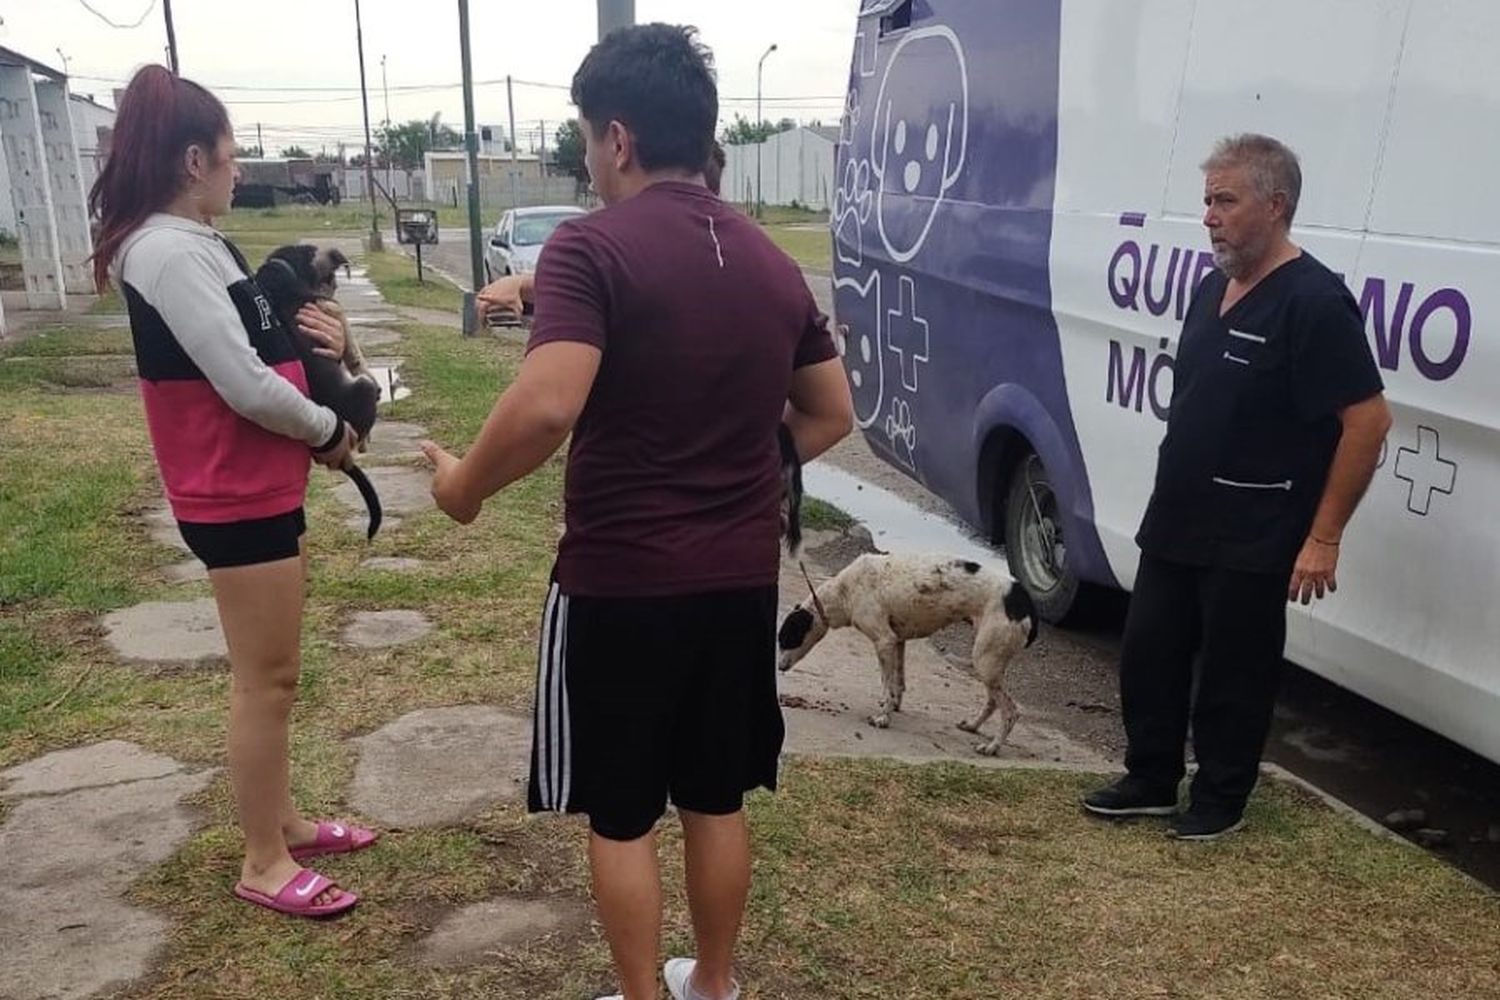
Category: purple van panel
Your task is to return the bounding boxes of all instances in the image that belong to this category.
[832,0,1116,588]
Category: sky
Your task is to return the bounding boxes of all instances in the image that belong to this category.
[5,0,861,156]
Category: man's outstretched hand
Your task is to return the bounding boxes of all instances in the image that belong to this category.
[421,440,482,524]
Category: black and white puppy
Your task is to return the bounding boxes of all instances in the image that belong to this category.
[256,244,383,539]
[778,554,1039,755]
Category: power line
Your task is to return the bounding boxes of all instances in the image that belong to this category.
[76,0,158,29]
[68,70,842,105]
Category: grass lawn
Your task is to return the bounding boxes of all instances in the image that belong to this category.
[763,224,832,273]
[0,242,1497,999]
[365,250,467,313]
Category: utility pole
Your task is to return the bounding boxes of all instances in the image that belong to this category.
[597,0,634,39]
[539,118,548,200]
[458,0,485,334]
[381,55,393,196]
[506,75,519,209]
[354,0,381,250]
[756,43,778,219]
[256,122,264,158]
[163,0,180,74]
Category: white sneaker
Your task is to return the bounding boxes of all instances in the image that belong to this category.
[664,958,740,1000]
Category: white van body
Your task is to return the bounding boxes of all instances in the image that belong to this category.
[834,0,1500,763]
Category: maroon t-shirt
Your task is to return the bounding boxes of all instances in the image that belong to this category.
[527,181,837,597]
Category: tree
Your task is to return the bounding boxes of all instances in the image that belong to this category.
[281,145,311,159]
[554,119,588,182]
[719,114,797,146]
[378,114,462,174]
[234,143,261,159]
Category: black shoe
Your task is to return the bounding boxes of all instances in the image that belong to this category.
[1082,775,1179,817]
[1167,808,1245,841]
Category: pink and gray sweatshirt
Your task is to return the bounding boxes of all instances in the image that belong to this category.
[114,214,340,523]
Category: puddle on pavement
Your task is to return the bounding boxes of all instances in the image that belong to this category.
[368,364,411,403]
[802,462,1001,567]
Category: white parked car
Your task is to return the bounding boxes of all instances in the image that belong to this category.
[484,205,588,283]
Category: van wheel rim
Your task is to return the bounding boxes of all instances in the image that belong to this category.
[1018,456,1066,593]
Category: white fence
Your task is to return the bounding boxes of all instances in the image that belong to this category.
[722,127,836,211]
[341,169,426,203]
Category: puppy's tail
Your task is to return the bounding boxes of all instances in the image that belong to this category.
[1002,581,1040,648]
[778,423,804,557]
[344,462,383,541]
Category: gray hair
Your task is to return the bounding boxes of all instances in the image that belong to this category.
[1202,134,1302,225]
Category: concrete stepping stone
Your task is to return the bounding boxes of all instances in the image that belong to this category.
[102,598,225,665]
[360,556,427,573]
[139,501,190,555]
[0,742,216,1000]
[353,327,403,349]
[350,706,531,828]
[363,421,427,461]
[161,559,207,584]
[342,609,432,648]
[334,465,432,532]
[0,741,184,797]
[418,897,587,968]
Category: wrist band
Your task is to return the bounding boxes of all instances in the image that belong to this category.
[1311,534,1340,547]
[312,417,346,454]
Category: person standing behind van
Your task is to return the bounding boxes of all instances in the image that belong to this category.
[1083,135,1391,840]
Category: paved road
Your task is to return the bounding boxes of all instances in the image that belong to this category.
[401,227,1500,888]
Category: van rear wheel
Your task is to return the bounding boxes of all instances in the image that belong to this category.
[1004,452,1080,623]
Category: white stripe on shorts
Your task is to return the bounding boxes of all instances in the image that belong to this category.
[534,584,572,811]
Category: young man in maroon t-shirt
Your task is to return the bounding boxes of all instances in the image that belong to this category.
[422,24,853,1000]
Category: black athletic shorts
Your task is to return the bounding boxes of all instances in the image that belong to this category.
[527,579,785,842]
[177,508,306,570]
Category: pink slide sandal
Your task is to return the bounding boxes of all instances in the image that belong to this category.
[234,868,358,918]
[289,820,379,861]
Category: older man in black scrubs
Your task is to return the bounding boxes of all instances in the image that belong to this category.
[1084,134,1393,840]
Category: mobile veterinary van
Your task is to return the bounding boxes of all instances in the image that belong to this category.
[832,0,1499,763]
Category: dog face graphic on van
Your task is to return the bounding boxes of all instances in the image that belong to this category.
[871,26,969,263]
[833,269,885,429]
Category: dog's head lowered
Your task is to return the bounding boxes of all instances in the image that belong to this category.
[777,603,829,672]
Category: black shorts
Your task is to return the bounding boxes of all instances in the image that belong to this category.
[177,508,306,570]
[527,580,784,841]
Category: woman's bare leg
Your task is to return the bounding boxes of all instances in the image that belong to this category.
[211,545,339,904]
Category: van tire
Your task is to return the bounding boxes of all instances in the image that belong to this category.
[1003,452,1080,624]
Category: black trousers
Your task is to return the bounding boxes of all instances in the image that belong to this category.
[1121,554,1289,813]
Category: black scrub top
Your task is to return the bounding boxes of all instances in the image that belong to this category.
[1136,252,1384,577]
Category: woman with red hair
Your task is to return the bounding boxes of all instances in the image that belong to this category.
[92,65,374,918]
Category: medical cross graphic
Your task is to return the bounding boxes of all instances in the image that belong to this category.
[886,275,930,392]
[1393,425,1456,516]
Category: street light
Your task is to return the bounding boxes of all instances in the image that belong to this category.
[597,0,634,40]
[457,0,485,335]
[756,43,778,219]
[163,0,179,74]
[353,0,381,250]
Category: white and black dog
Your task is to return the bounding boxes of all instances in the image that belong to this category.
[778,554,1039,755]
